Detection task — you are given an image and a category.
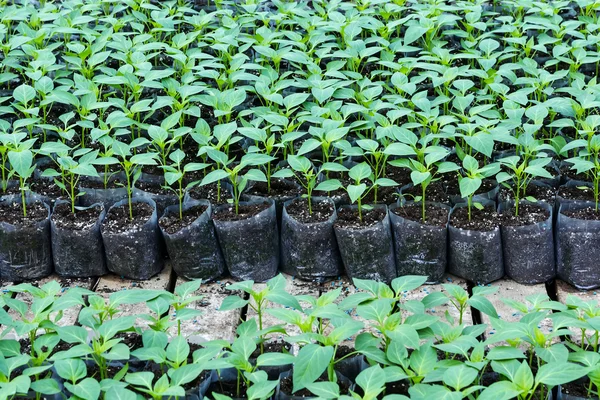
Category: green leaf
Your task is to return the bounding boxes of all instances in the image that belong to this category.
[8,150,33,179]
[304,382,339,399]
[443,365,478,391]
[535,362,589,386]
[293,344,334,392]
[166,336,189,366]
[65,378,100,400]
[478,381,521,400]
[220,295,248,311]
[54,359,87,382]
[348,183,367,204]
[200,169,229,186]
[459,177,482,198]
[391,276,428,294]
[356,365,386,397]
[13,84,36,104]
[256,353,295,367]
[468,296,498,318]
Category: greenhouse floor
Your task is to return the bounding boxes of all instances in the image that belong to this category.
[0,268,591,344]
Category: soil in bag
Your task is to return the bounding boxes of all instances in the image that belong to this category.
[212,200,279,282]
[448,202,504,284]
[333,205,396,283]
[244,179,302,226]
[389,202,449,284]
[51,201,107,277]
[498,201,555,284]
[78,173,128,207]
[159,200,225,281]
[556,202,600,289]
[0,198,53,281]
[281,198,342,280]
[101,198,164,280]
[133,179,178,216]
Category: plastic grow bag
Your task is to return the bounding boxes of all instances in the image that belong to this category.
[160,199,225,281]
[389,202,449,284]
[50,200,108,277]
[448,201,504,284]
[79,172,128,208]
[0,196,53,281]
[556,201,600,290]
[101,197,164,280]
[213,199,279,282]
[498,201,555,284]
[280,197,343,279]
[333,204,396,283]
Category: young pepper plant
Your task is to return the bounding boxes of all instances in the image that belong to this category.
[272,155,347,214]
[200,151,275,214]
[458,155,500,221]
[315,162,397,221]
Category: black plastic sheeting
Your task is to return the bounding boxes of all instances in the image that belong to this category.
[101,197,164,280]
[334,205,396,283]
[448,201,504,284]
[556,201,600,290]
[499,201,555,284]
[280,197,343,279]
[0,196,53,281]
[160,199,225,281]
[51,200,108,277]
[389,202,449,284]
[213,199,279,282]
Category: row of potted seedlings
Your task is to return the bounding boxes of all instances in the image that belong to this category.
[2,275,600,400]
[4,0,600,288]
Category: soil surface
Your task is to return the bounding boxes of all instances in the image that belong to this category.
[250,341,292,359]
[334,207,386,229]
[135,180,173,196]
[557,184,596,202]
[445,178,497,199]
[499,184,556,205]
[286,198,334,223]
[206,380,248,398]
[498,203,550,226]
[246,179,301,198]
[160,204,208,234]
[450,206,499,231]
[559,379,594,398]
[102,202,153,234]
[188,182,231,205]
[114,332,144,351]
[0,201,48,225]
[212,202,270,222]
[401,181,449,204]
[52,202,103,230]
[362,185,398,205]
[392,203,449,226]
[562,206,600,221]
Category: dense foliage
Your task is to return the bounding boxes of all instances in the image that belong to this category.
[1,276,600,399]
[1,0,599,222]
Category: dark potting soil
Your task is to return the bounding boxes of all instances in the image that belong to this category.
[87,362,124,380]
[79,175,125,189]
[385,166,413,187]
[498,204,550,226]
[247,179,301,198]
[362,185,398,205]
[212,202,270,222]
[102,202,153,234]
[250,341,292,359]
[279,374,351,397]
[392,203,449,227]
[52,202,103,230]
[499,184,556,205]
[30,179,64,199]
[445,178,496,198]
[135,180,172,196]
[562,207,600,221]
[560,379,594,398]
[206,380,248,398]
[0,201,47,225]
[286,198,334,223]
[114,332,144,351]
[558,185,596,202]
[450,206,499,231]
[402,181,449,204]
[334,207,386,229]
[335,345,354,360]
[188,182,231,205]
[159,204,208,234]
[382,380,410,396]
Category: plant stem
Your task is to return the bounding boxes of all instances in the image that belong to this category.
[20,178,26,217]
